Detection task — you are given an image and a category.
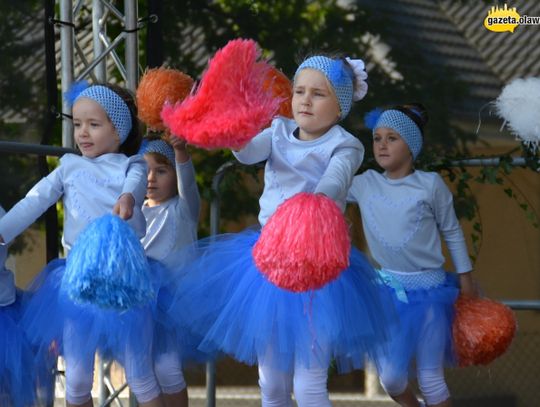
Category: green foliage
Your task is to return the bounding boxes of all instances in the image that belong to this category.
[150,0,539,244]
[424,148,539,260]
[1,0,538,255]
[0,0,57,252]
[155,0,484,233]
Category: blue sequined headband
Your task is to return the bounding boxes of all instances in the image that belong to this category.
[294,56,355,119]
[66,82,132,143]
[140,139,175,167]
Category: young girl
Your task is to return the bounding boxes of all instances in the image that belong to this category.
[140,134,200,407]
[348,104,477,407]
[166,54,394,407]
[0,83,165,407]
[0,206,37,407]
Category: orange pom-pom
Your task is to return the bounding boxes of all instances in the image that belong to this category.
[253,193,351,292]
[137,67,194,130]
[263,67,293,119]
[453,295,517,367]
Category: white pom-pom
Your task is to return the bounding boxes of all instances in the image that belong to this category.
[346,57,368,101]
[494,77,540,151]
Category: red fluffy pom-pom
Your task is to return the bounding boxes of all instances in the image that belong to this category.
[253,193,351,292]
[161,39,280,150]
[453,295,517,367]
[263,67,293,119]
[136,67,194,130]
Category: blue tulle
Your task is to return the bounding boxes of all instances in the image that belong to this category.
[154,267,211,365]
[165,229,396,373]
[64,80,90,106]
[63,215,155,310]
[328,59,351,86]
[0,292,37,407]
[376,273,459,376]
[364,108,384,130]
[21,255,204,389]
[21,257,173,379]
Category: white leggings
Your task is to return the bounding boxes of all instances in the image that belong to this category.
[378,308,450,405]
[379,366,449,406]
[63,317,161,405]
[64,353,162,405]
[154,352,186,394]
[258,364,331,407]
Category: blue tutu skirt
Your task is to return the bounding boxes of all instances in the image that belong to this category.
[165,229,395,373]
[0,292,37,407]
[376,270,459,376]
[154,279,210,365]
[20,258,184,379]
[21,257,203,381]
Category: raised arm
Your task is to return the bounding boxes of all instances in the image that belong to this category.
[232,126,273,165]
[0,206,16,306]
[166,134,200,222]
[0,168,64,245]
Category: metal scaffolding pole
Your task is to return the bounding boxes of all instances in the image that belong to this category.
[92,0,106,82]
[124,0,139,92]
[58,0,139,146]
[56,1,141,405]
[59,0,74,149]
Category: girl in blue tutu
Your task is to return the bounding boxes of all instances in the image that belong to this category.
[140,134,200,407]
[0,83,165,407]
[166,54,395,407]
[0,206,37,407]
[348,103,478,407]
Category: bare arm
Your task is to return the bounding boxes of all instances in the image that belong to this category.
[458,271,479,297]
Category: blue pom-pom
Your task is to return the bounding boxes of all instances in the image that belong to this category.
[62,214,155,310]
[64,80,91,107]
[364,108,384,130]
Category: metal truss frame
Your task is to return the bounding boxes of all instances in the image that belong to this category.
[57,0,139,149]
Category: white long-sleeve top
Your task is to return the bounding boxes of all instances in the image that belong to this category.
[0,153,147,251]
[141,159,200,270]
[348,169,472,273]
[0,206,15,306]
[233,117,365,225]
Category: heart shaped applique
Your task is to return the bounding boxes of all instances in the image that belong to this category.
[364,193,425,252]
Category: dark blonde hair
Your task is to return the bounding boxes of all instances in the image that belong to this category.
[146,151,173,168]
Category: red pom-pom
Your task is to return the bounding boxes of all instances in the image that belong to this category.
[137,67,194,130]
[161,39,280,150]
[263,67,293,119]
[253,193,351,292]
[453,295,517,367]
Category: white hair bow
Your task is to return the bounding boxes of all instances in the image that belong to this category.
[346,57,368,101]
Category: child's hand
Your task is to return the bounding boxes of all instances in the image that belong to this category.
[459,271,479,298]
[113,193,135,220]
[167,133,187,151]
[166,133,190,163]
